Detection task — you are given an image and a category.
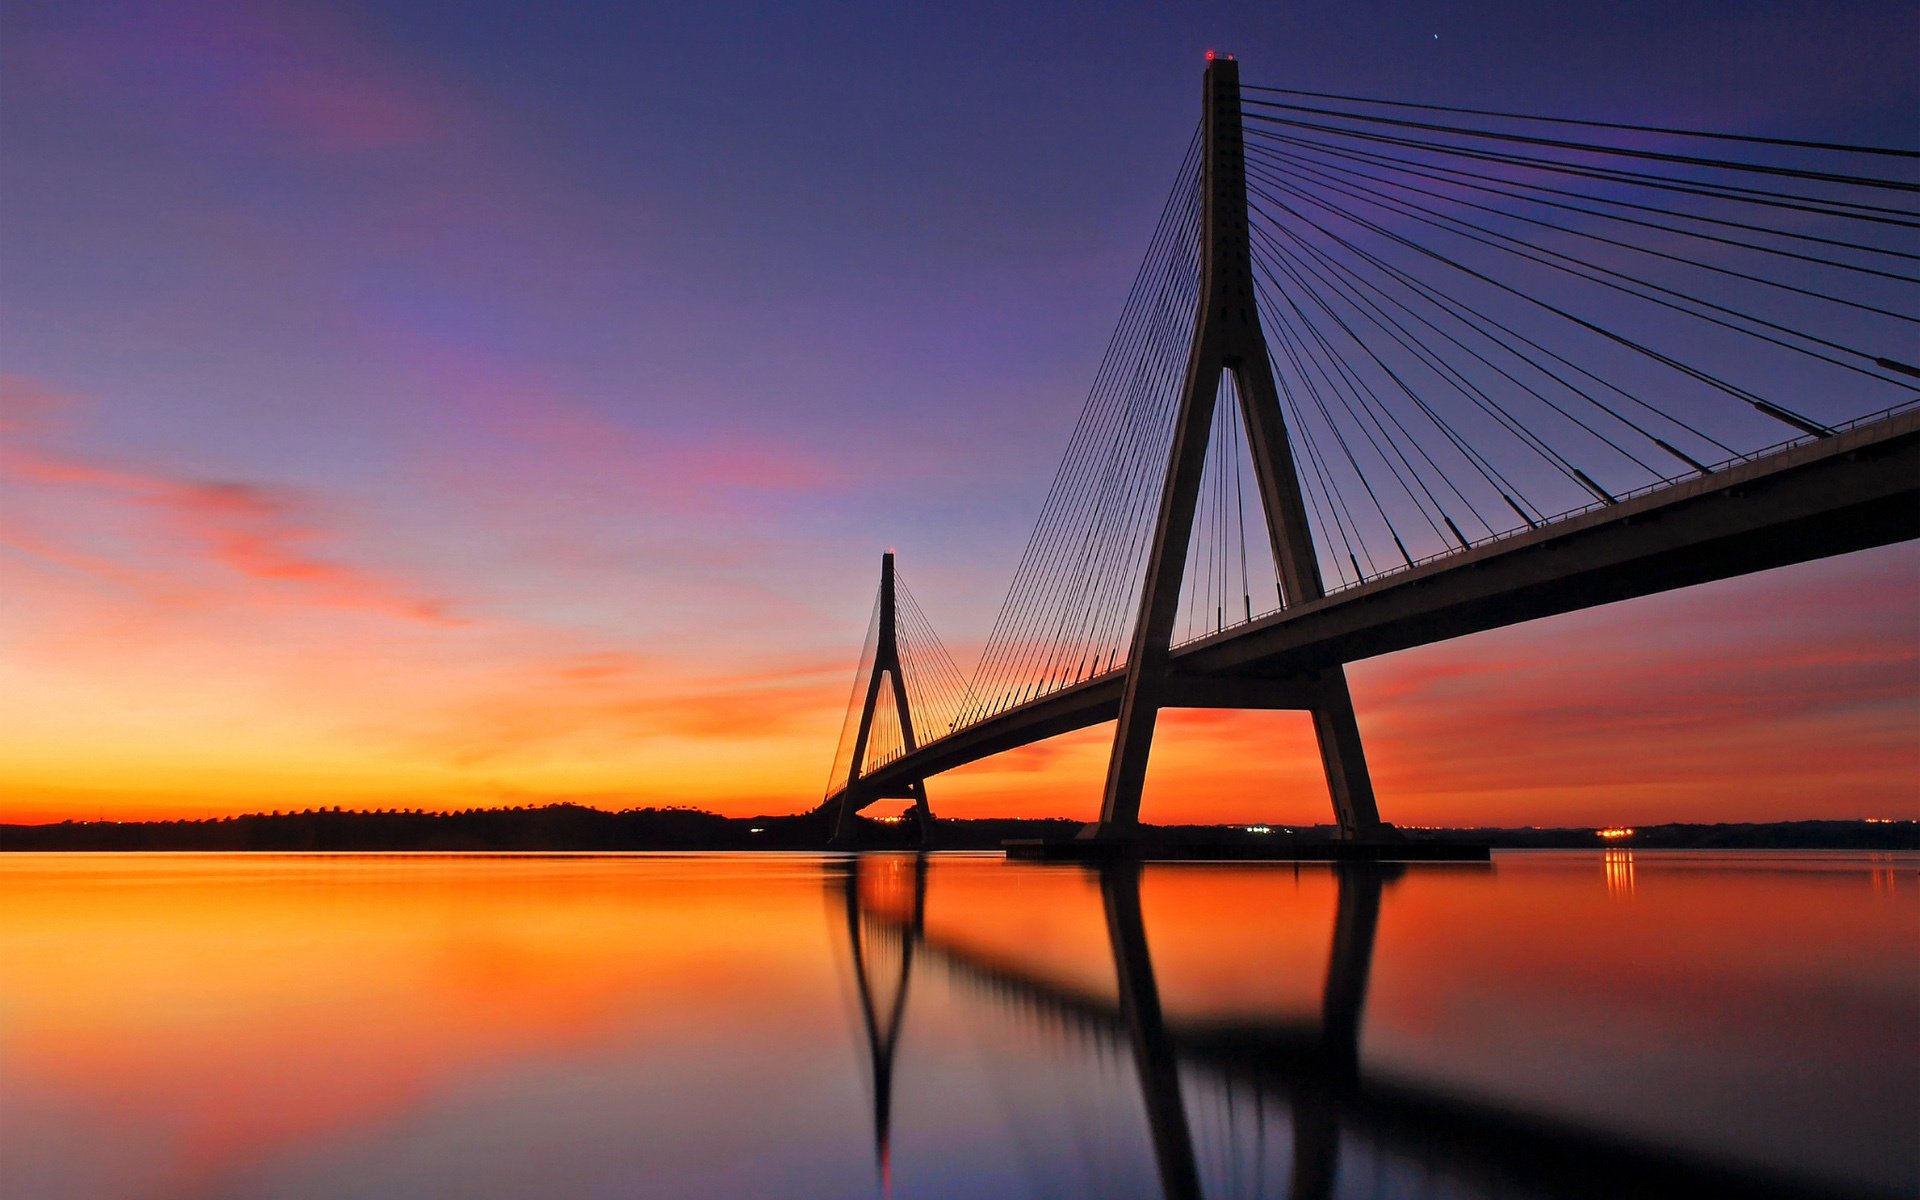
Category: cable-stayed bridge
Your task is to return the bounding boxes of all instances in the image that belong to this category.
[823,57,1920,842]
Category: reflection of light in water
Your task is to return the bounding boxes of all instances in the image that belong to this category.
[1605,850,1636,898]
[1870,853,1900,895]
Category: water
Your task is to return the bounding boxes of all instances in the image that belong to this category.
[1,851,1912,1199]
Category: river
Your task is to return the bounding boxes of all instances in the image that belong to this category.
[1,850,1912,1198]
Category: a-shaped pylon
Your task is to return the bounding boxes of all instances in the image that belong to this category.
[832,552,935,845]
[1092,57,1382,841]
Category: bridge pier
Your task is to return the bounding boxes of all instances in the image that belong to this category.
[1306,672,1382,841]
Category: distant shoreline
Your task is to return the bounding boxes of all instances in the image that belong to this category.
[0,805,1913,852]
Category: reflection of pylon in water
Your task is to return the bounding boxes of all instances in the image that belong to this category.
[845,859,1834,1197]
[1287,864,1385,1200]
[1100,862,1201,1200]
[840,854,929,1192]
[836,858,1388,1198]
[1098,862,1387,1200]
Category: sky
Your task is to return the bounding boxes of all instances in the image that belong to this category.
[0,0,1915,826]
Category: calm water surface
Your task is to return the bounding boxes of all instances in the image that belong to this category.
[1,851,1913,1199]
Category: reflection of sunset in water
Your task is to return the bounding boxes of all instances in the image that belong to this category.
[0,855,870,1199]
[1,851,1914,1198]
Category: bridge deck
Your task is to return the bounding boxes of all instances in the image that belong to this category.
[829,406,1920,808]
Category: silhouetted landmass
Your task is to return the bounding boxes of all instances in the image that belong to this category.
[0,805,1913,852]
[1411,821,1919,851]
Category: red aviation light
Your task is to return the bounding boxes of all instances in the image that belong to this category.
[1205,50,1215,61]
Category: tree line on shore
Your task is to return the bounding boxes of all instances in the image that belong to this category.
[0,804,1911,852]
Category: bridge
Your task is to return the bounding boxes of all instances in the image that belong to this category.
[834,856,1877,1199]
[823,57,1919,842]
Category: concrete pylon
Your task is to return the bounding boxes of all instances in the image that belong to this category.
[833,552,935,845]
[1090,57,1383,840]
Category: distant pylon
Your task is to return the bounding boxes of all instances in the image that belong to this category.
[1091,57,1383,840]
[832,552,935,844]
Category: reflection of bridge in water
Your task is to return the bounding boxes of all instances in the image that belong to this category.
[835,856,1880,1200]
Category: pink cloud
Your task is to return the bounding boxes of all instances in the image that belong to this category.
[464,378,849,512]
[0,378,459,624]
[0,376,77,437]
[355,347,858,638]
[0,516,156,595]
[147,480,460,623]
[660,443,846,494]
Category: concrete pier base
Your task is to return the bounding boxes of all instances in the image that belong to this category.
[1003,837,1488,863]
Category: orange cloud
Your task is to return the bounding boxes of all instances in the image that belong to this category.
[389,650,852,772]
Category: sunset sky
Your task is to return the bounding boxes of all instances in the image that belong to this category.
[1,0,1915,826]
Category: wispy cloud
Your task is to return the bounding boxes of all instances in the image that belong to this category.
[419,353,853,518]
[0,376,460,623]
[153,480,460,623]
[396,650,851,770]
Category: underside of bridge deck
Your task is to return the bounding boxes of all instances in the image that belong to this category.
[825,407,1919,816]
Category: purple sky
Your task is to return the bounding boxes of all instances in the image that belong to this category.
[1,0,1914,820]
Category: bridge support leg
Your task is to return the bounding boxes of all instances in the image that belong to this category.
[904,780,933,845]
[1088,56,1383,841]
[1307,671,1381,840]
